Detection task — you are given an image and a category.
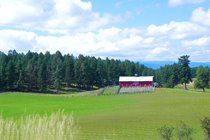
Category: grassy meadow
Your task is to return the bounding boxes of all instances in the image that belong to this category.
[0,88,210,139]
[0,111,77,140]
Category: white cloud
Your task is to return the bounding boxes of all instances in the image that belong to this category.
[1,20,210,62]
[168,0,205,7]
[0,28,172,61]
[191,7,210,26]
[0,0,210,62]
[182,36,210,46]
[152,47,168,53]
[0,29,36,52]
[147,21,208,40]
[0,0,119,34]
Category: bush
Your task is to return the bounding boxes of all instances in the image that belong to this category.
[201,117,210,140]
[176,122,193,140]
[158,125,174,140]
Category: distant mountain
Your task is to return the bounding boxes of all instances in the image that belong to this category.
[140,61,210,69]
[189,62,210,68]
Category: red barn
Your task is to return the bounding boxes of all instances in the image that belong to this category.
[119,76,154,88]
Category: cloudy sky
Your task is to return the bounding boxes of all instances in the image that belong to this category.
[0,0,210,62]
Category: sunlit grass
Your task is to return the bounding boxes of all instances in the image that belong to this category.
[0,111,78,140]
[1,88,210,139]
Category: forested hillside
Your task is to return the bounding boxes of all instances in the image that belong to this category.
[0,50,209,93]
[0,50,154,92]
[155,56,210,89]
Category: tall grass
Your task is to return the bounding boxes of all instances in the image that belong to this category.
[0,111,78,140]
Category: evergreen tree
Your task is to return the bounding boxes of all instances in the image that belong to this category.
[171,63,180,86]
[191,67,197,78]
[155,64,180,88]
[96,58,105,87]
[64,55,74,86]
[0,53,7,90]
[194,66,210,92]
[74,55,85,87]
[88,57,98,87]
[51,51,64,93]
[14,55,24,90]
[27,53,38,90]
[38,62,47,91]
[64,62,71,86]
[16,70,26,91]
[44,51,52,87]
[5,60,15,90]
[0,50,191,93]
[54,64,63,93]
[82,59,91,88]
[178,55,192,89]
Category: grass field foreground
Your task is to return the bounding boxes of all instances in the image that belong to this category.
[0,88,210,139]
[0,111,77,140]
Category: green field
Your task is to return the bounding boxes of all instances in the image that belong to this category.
[0,88,210,140]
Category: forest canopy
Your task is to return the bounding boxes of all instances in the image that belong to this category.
[0,50,209,93]
[0,50,154,92]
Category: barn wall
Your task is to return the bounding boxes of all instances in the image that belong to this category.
[119,81,153,88]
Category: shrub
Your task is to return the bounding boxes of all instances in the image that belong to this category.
[201,117,210,140]
[158,125,174,140]
[176,122,193,140]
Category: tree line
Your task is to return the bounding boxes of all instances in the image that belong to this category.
[0,50,209,93]
[155,55,210,91]
[0,50,154,92]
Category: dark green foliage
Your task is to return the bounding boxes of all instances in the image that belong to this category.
[51,51,64,82]
[194,66,210,92]
[74,54,85,87]
[201,117,210,140]
[176,122,193,140]
[156,63,180,88]
[158,123,193,140]
[5,60,15,89]
[158,125,174,140]
[0,50,152,92]
[64,55,74,86]
[191,67,197,78]
[178,55,192,89]
[95,59,105,87]
[0,53,7,90]
[1,50,202,92]
[155,55,194,88]
[16,70,26,90]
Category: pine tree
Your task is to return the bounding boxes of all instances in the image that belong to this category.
[15,56,26,90]
[96,59,105,87]
[38,63,47,91]
[0,53,7,90]
[54,63,63,93]
[178,55,192,89]
[64,55,74,86]
[16,70,25,90]
[25,60,35,91]
[44,51,52,87]
[5,60,15,90]
[74,55,85,87]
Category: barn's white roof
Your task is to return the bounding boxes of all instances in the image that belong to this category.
[119,76,153,82]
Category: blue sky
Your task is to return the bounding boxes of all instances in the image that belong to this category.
[0,0,210,62]
[90,0,209,26]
